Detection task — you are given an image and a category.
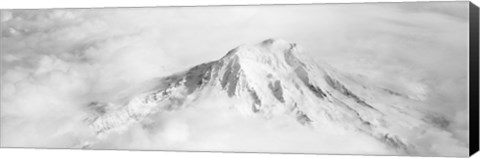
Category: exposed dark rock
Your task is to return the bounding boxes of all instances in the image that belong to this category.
[383,88,408,98]
[268,80,285,103]
[307,84,327,99]
[185,61,215,93]
[294,67,327,99]
[225,46,240,57]
[296,111,312,125]
[284,44,305,68]
[336,100,374,129]
[252,104,260,113]
[249,88,262,113]
[325,75,376,110]
[220,57,242,97]
[382,134,409,152]
[295,67,309,84]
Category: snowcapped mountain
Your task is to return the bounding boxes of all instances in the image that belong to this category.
[83,39,459,155]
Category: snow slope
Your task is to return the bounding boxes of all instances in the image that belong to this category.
[82,39,467,156]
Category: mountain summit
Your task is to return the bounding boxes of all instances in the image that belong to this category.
[84,39,458,155]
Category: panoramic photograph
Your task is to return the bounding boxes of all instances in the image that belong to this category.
[0,1,470,157]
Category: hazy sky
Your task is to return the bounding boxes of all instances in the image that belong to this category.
[0,1,470,155]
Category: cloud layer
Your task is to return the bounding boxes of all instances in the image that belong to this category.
[0,1,470,156]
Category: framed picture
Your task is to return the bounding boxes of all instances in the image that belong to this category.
[1,1,479,157]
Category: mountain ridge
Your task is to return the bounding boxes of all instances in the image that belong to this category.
[82,38,463,156]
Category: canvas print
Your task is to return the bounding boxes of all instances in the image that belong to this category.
[0,1,473,157]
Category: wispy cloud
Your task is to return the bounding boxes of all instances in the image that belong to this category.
[0,2,469,156]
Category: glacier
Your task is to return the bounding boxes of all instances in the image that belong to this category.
[81,38,467,156]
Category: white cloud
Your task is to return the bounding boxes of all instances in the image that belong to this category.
[0,9,183,147]
[88,96,395,154]
[0,1,470,156]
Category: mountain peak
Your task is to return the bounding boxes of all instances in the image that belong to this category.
[85,39,450,155]
[259,38,291,49]
[222,38,303,65]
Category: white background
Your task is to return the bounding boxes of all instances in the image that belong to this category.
[0,0,479,158]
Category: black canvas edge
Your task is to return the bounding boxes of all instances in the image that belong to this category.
[470,1,480,157]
